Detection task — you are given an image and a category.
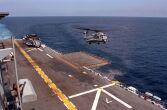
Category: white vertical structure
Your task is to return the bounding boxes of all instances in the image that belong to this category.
[91,89,101,110]
[19,79,37,103]
[12,36,23,110]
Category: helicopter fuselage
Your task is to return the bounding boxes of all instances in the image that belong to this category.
[75,26,109,44]
[85,32,108,44]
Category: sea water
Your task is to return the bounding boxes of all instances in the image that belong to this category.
[1,17,167,101]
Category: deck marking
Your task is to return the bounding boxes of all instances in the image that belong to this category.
[15,41,77,110]
[106,98,112,104]
[27,48,37,52]
[99,74,102,77]
[68,75,73,78]
[94,85,98,87]
[101,83,115,89]
[91,89,101,110]
[46,54,54,58]
[69,88,98,99]
[69,82,132,110]
[82,71,87,74]
[102,89,132,109]
[69,83,115,99]
[38,48,43,52]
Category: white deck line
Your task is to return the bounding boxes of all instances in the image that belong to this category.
[69,83,115,99]
[101,83,115,89]
[102,89,132,109]
[68,75,73,78]
[46,54,53,58]
[91,89,101,110]
[69,88,98,99]
[38,48,43,51]
[63,103,69,110]
[106,98,112,103]
[58,96,62,101]
[94,84,98,87]
[27,48,37,52]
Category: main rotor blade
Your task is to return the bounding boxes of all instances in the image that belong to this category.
[74,26,91,31]
[73,26,112,32]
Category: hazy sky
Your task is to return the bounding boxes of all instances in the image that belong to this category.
[0,0,167,17]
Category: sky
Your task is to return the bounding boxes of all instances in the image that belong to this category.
[0,0,167,17]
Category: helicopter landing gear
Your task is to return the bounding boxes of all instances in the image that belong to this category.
[89,42,91,44]
[98,42,100,45]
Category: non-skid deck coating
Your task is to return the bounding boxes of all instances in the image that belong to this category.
[15,41,77,110]
[3,39,162,110]
[62,52,109,68]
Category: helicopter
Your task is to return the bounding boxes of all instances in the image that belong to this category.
[22,34,41,48]
[75,27,110,44]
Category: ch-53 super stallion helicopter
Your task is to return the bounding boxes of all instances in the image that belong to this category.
[23,34,42,48]
[75,26,111,44]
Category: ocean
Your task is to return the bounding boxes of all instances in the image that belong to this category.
[0,17,167,102]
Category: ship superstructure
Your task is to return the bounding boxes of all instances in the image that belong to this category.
[0,12,9,20]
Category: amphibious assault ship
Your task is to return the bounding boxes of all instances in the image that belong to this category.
[0,13,166,110]
[0,12,9,20]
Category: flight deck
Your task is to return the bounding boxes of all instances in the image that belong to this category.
[1,39,163,110]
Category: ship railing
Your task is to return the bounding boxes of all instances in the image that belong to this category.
[116,82,167,110]
[82,66,167,110]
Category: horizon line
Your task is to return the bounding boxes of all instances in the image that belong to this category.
[6,15,167,18]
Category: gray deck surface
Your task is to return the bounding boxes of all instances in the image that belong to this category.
[4,39,162,110]
[62,51,109,68]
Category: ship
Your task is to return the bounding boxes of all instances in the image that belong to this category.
[0,12,9,20]
[0,12,166,110]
